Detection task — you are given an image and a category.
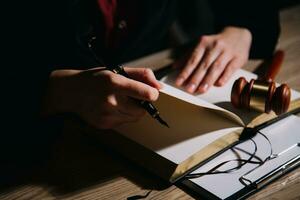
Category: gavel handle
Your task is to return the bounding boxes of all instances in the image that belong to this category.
[263,50,285,82]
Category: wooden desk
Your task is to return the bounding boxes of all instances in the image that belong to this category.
[1,5,300,200]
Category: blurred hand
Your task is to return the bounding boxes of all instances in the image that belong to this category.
[175,26,252,94]
[43,67,162,129]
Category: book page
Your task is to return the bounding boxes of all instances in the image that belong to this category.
[161,68,257,104]
[161,69,300,125]
[156,127,242,164]
[115,84,244,164]
[160,83,244,126]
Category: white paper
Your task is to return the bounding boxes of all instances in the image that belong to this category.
[161,69,257,104]
[157,127,242,164]
[161,68,300,102]
[160,83,223,111]
[161,68,300,125]
[188,115,300,199]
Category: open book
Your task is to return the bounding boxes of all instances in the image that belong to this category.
[94,67,299,183]
[82,47,299,185]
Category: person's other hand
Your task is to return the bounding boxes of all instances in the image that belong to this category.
[43,67,162,129]
[175,26,252,94]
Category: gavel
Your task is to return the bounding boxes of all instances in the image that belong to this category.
[231,50,291,115]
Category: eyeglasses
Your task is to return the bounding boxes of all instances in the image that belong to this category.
[185,129,299,189]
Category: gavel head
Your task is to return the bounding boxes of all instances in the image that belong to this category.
[231,77,291,115]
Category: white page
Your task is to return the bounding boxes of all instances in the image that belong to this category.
[116,84,244,164]
[161,69,300,102]
[157,127,242,164]
[188,115,300,199]
[161,69,256,103]
[159,83,243,126]
[160,83,223,111]
[161,68,300,124]
[159,76,243,164]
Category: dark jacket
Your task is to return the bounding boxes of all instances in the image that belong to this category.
[2,0,279,181]
[45,0,280,69]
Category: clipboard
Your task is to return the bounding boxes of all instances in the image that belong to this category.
[179,111,300,200]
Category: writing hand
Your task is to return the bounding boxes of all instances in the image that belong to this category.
[43,67,161,129]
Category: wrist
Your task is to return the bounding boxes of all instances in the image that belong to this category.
[41,69,82,117]
[223,26,252,40]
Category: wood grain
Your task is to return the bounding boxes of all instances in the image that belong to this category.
[1,5,300,200]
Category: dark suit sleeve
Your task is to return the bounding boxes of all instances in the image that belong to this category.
[210,0,280,58]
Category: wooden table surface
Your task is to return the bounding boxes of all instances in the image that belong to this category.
[1,5,300,200]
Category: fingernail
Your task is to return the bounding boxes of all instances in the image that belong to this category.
[198,83,209,93]
[186,83,196,93]
[176,77,184,86]
[151,89,159,101]
[157,82,163,89]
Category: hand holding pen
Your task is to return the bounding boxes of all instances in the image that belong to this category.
[91,67,167,129]
[110,66,169,127]
[43,67,167,129]
[86,40,169,127]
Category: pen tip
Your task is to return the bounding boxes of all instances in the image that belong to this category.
[156,116,170,128]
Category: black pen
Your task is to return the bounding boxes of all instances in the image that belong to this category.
[110,66,169,128]
[254,154,300,189]
[240,153,300,196]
